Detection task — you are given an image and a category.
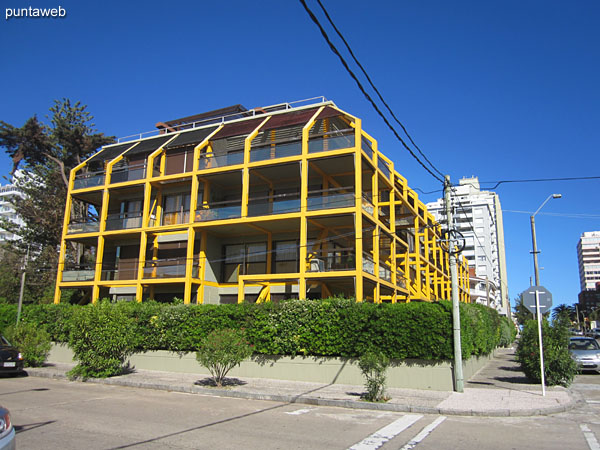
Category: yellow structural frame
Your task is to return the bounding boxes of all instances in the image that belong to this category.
[54,102,469,305]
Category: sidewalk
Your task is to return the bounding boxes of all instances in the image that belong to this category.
[25,347,580,417]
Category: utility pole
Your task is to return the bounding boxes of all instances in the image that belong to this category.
[444,175,464,393]
[16,246,29,325]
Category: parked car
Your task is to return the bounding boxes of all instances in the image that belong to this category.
[569,337,600,371]
[0,336,23,375]
[0,405,15,450]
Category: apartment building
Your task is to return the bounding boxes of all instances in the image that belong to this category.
[54,98,469,304]
[426,177,509,315]
[0,174,25,243]
[577,231,600,292]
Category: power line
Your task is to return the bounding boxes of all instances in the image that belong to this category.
[313,0,445,179]
[503,210,600,219]
[298,0,445,184]
[479,176,600,190]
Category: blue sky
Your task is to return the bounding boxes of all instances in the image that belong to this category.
[1,1,599,310]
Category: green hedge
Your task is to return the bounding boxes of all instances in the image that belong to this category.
[0,299,510,360]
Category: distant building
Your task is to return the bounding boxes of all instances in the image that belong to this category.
[426,176,509,315]
[577,231,600,291]
[578,283,600,314]
[0,174,24,243]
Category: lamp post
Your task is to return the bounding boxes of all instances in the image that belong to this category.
[530,194,561,286]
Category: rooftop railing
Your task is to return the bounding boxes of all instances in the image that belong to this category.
[117,97,329,143]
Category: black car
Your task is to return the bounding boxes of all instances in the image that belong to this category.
[0,336,23,375]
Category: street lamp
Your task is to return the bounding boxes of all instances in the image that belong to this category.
[530,194,561,286]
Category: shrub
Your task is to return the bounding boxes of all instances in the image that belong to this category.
[195,328,253,386]
[499,317,517,347]
[358,351,390,402]
[67,301,137,379]
[516,318,577,387]
[3,322,51,367]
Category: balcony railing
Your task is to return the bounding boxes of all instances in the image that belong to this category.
[105,212,143,231]
[361,136,374,160]
[195,201,241,222]
[362,253,375,275]
[143,257,187,279]
[198,151,244,170]
[362,194,374,215]
[248,192,301,216]
[67,218,100,234]
[73,170,105,190]
[307,187,354,211]
[161,210,190,226]
[250,139,301,162]
[110,163,146,184]
[62,264,95,282]
[379,264,392,282]
[101,266,138,281]
[307,248,355,272]
[378,159,391,179]
[308,129,354,153]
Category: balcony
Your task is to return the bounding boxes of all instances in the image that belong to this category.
[67,218,100,234]
[62,264,95,282]
[362,194,374,215]
[110,163,146,184]
[142,257,189,279]
[161,210,190,226]
[198,151,244,170]
[250,139,301,162]
[101,266,138,281]
[361,136,374,160]
[378,159,391,179]
[362,253,375,275]
[307,187,354,211]
[307,248,355,272]
[195,201,241,222]
[379,264,392,282]
[73,170,105,190]
[248,192,301,217]
[308,129,354,153]
[105,212,143,231]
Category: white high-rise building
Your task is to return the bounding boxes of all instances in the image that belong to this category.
[0,175,25,243]
[426,176,509,315]
[577,231,600,291]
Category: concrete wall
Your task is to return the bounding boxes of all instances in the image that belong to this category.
[49,344,493,391]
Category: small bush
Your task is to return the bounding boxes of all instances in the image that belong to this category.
[358,351,390,402]
[196,328,253,387]
[67,301,137,379]
[3,322,51,367]
[516,318,577,387]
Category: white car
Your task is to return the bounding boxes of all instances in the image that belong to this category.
[0,406,15,450]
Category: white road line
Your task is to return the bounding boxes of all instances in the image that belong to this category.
[581,424,600,450]
[348,414,423,450]
[285,408,313,415]
[587,400,600,404]
[400,416,447,450]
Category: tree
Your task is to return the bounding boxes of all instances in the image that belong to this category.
[513,295,533,326]
[552,304,576,324]
[0,100,114,303]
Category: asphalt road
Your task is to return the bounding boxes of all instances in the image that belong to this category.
[2,374,600,450]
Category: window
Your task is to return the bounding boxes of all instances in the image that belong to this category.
[274,240,298,273]
[222,243,267,282]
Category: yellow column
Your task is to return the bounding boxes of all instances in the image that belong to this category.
[354,120,363,302]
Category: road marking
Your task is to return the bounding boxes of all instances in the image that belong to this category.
[399,416,446,450]
[587,400,600,404]
[285,408,313,415]
[348,414,423,450]
[581,424,600,450]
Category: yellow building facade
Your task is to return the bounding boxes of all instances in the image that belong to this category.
[54,99,469,304]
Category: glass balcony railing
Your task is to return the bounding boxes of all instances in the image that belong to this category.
[105,212,143,231]
[250,140,301,162]
[307,187,354,211]
[198,151,244,170]
[362,253,375,275]
[248,193,301,217]
[378,159,391,178]
[101,267,138,281]
[73,170,105,190]
[110,164,146,183]
[307,249,356,272]
[362,194,374,215]
[67,218,100,234]
[143,258,187,278]
[379,264,392,282]
[61,265,95,282]
[161,210,190,226]
[361,136,374,160]
[195,203,241,222]
[308,130,355,153]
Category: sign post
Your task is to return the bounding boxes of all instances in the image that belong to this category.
[521,285,553,397]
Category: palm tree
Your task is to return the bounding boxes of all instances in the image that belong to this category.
[552,304,576,323]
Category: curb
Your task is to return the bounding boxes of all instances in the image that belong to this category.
[25,368,581,417]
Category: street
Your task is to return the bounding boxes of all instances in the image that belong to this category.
[1,373,600,450]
